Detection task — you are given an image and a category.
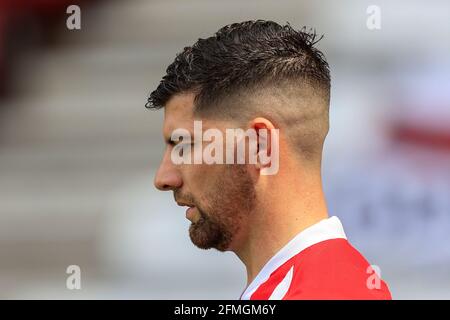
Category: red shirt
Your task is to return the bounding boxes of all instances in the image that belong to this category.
[240,217,392,300]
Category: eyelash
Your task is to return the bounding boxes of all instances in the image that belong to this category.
[172,142,194,156]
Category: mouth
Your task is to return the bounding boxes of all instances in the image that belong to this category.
[185,206,196,220]
[176,202,196,220]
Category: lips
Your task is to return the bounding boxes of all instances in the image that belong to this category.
[185,206,196,220]
[176,201,195,208]
[176,201,196,220]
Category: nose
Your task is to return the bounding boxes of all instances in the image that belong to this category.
[154,149,183,191]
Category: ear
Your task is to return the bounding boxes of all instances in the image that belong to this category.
[249,117,278,172]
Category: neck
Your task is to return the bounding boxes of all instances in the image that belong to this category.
[234,174,329,288]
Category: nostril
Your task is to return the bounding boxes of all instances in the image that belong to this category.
[154,177,165,191]
[161,184,171,191]
[154,178,177,191]
[154,180,168,191]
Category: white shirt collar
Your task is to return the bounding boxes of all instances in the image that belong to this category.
[240,216,347,300]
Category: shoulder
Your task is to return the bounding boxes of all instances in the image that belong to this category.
[284,238,392,300]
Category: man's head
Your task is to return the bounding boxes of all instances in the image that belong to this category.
[147,20,331,252]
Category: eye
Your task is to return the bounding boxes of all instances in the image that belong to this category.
[174,142,194,157]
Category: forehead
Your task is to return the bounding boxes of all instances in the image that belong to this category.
[162,92,235,141]
[163,92,196,135]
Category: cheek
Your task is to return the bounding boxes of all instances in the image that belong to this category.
[181,163,209,190]
[186,164,224,191]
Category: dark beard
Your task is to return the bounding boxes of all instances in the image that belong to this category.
[189,207,233,251]
[188,165,256,251]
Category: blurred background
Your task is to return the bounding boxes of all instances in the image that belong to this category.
[0,0,449,299]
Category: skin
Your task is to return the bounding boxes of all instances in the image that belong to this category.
[154,92,329,287]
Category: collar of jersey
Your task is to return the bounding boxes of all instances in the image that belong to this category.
[240,216,347,300]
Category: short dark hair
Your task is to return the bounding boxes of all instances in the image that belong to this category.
[147,20,331,164]
[146,20,330,112]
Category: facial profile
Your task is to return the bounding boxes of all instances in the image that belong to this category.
[150,19,331,251]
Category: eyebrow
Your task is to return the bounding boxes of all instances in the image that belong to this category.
[165,137,176,146]
[165,136,191,146]
[164,130,194,146]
